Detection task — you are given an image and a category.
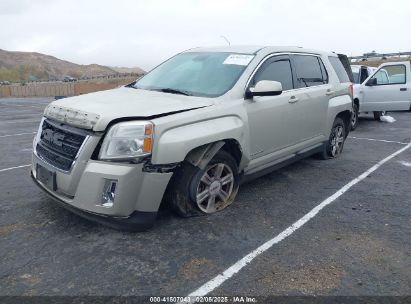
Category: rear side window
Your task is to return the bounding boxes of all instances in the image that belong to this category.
[252,57,294,91]
[360,68,369,83]
[329,56,351,83]
[293,55,328,87]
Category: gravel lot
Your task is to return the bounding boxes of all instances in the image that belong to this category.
[0,97,410,300]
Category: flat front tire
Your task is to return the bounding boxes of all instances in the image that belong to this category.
[165,150,239,217]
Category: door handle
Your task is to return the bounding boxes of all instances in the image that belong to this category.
[400,88,407,91]
[288,96,299,104]
[326,90,335,96]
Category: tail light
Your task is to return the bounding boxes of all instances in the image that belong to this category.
[349,83,353,99]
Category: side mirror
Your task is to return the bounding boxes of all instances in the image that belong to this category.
[246,80,283,98]
[366,77,377,86]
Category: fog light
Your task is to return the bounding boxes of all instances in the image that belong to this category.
[101,179,117,208]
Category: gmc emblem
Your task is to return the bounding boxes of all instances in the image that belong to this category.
[42,129,65,147]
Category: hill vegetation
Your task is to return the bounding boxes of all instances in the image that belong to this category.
[0,49,144,82]
[352,57,411,68]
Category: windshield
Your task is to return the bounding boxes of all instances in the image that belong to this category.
[352,71,360,83]
[134,52,254,97]
[350,66,360,83]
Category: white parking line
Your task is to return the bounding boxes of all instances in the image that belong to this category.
[0,164,31,173]
[184,142,411,299]
[0,132,36,138]
[398,160,411,167]
[349,136,408,145]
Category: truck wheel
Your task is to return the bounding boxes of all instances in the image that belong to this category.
[316,117,346,160]
[373,111,386,121]
[166,150,239,217]
[351,103,359,130]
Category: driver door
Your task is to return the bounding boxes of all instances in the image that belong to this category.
[360,62,411,112]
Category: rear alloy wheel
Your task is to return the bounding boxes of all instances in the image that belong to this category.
[373,111,387,121]
[316,117,346,159]
[329,124,345,157]
[351,103,359,130]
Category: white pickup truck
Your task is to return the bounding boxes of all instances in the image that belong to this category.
[351,61,411,129]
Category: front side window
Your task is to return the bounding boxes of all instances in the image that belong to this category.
[293,55,328,87]
[134,52,254,97]
[251,56,294,91]
[375,69,389,84]
[385,65,405,84]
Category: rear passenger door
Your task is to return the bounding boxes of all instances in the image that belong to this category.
[290,54,331,142]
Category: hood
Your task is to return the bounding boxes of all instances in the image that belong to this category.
[44,87,215,131]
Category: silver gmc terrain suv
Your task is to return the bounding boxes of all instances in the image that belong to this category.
[31,46,353,230]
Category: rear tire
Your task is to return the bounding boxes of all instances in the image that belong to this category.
[373,111,386,121]
[165,150,239,217]
[351,103,359,130]
[316,117,346,160]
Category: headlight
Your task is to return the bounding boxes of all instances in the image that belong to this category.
[98,121,153,160]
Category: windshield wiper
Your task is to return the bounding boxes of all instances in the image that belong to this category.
[157,88,191,96]
[126,81,137,88]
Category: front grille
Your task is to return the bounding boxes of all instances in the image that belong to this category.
[36,119,87,171]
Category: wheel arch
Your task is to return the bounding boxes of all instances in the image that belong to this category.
[184,138,243,170]
[336,110,351,137]
[326,94,353,137]
[151,116,247,165]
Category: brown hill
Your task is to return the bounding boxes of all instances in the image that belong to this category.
[0,49,144,82]
[352,57,410,68]
[110,66,145,74]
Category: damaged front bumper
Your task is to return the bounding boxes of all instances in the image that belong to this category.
[31,172,157,231]
[32,152,174,231]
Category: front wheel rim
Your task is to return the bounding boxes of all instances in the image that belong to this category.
[330,125,344,157]
[195,163,234,213]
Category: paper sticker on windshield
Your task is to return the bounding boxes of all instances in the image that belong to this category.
[223,54,254,66]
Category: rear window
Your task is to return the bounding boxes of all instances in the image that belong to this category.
[329,56,351,83]
[293,55,328,87]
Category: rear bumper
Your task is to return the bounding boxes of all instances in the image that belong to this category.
[31,171,157,231]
